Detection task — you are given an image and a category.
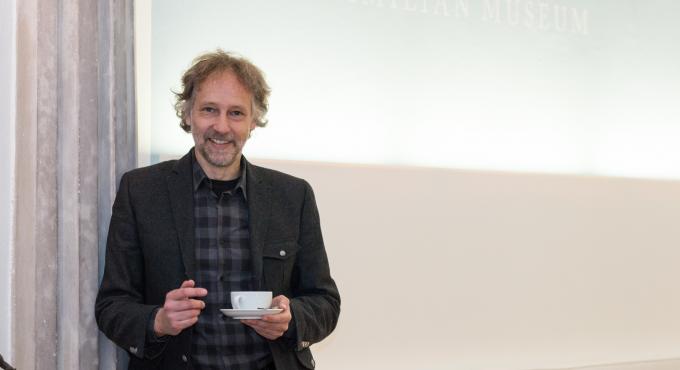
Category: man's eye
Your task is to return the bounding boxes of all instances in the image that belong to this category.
[202,107,216,113]
[229,111,244,117]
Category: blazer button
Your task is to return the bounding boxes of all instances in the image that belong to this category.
[279,250,286,257]
[129,346,138,355]
[181,354,188,362]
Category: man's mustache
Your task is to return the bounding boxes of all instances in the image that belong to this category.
[205,131,235,142]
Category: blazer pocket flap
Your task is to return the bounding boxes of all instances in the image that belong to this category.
[263,241,299,260]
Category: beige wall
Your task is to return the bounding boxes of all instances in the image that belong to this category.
[254,158,680,370]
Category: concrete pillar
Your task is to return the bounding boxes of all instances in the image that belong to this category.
[13,0,136,369]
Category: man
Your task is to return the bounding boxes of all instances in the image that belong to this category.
[95,50,340,370]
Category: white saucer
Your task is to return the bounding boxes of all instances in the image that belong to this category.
[220,308,283,320]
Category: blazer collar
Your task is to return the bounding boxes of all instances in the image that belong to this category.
[168,149,196,279]
[245,158,272,289]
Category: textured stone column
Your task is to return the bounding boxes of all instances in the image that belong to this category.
[15,0,59,368]
[13,0,136,369]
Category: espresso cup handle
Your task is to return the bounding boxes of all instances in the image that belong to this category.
[233,295,243,309]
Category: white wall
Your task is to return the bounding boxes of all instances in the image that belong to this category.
[255,158,680,370]
[0,0,16,362]
[147,0,680,180]
[135,0,152,167]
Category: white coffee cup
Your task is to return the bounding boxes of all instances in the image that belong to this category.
[230,291,272,310]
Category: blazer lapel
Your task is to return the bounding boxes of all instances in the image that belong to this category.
[246,160,272,289]
[167,151,196,279]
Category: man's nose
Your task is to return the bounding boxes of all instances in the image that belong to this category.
[213,114,232,133]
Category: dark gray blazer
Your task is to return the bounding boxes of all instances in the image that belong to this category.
[95,150,340,370]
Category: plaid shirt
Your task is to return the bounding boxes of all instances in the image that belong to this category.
[191,156,271,370]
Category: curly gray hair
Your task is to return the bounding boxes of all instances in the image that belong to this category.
[174,49,271,132]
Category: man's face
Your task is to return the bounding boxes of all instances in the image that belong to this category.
[188,70,257,179]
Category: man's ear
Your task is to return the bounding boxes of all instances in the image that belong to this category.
[248,121,257,137]
[186,114,192,130]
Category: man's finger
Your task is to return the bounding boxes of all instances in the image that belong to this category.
[166,287,208,301]
[260,313,289,323]
[271,295,289,309]
[243,322,286,340]
[243,319,288,332]
[184,298,206,310]
[167,309,203,322]
[179,287,208,299]
[180,280,195,288]
[166,299,206,312]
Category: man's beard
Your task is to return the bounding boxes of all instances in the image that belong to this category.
[198,133,241,168]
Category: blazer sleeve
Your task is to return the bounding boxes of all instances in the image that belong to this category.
[95,172,163,360]
[288,181,341,351]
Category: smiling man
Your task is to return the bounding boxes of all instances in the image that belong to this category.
[95,50,340,370]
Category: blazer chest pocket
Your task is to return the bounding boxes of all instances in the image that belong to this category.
[262,241,299,295]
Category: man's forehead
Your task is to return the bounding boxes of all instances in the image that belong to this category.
[197,70,249,92]
[190,73,253,117]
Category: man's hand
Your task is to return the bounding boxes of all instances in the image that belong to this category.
[154,280,208,336]
[241,295,292,340]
